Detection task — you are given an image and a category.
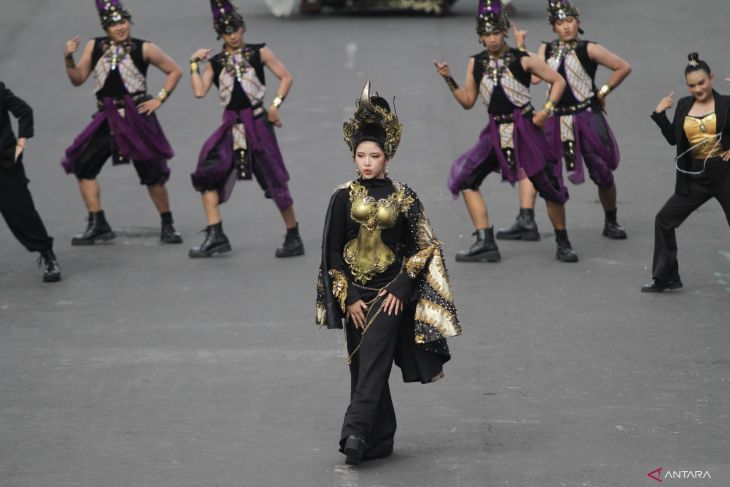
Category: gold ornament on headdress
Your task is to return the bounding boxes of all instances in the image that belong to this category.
[343,81,402,160]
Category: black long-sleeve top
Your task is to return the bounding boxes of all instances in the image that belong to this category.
[651,90,730,195]
[327,178,415,306]
[0,82,33,169]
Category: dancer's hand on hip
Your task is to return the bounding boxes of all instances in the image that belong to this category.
[137,98,162,116]
[268,107,282,127]
[533,110,549,128]
[14,138,26,162]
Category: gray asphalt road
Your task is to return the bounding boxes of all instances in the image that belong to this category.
[1,1,729,486]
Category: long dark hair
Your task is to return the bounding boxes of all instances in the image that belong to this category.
[685,52,712,76]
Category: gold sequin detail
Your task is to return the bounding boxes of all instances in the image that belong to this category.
[328,269,349,313]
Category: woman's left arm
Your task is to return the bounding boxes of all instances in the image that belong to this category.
[261,47,293,128]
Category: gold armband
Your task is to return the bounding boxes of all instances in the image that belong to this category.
[65,55,76,69]
[156,88,169,104]
[598,84,612,97]
[189,60,199,75]
[543,100,555,116]
[517,45,528,52]
[270,95,284,109]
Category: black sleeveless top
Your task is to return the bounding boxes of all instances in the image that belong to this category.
[472,48,531,116]
[92,37,149,100]
[544,40,598,107]
[210,43,266,111]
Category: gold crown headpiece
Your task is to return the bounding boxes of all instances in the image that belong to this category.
[343,81,402,160]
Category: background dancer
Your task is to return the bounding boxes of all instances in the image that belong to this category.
[317,82,460,466]
[61,0,183,246]
[435,0,578,263]
[643,53,730,292]
[188,0,302,259]
[0,82,61,282]
[502,0,632,242]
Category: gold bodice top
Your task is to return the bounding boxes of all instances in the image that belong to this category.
[684,113,723,159]
[343,180,414,284]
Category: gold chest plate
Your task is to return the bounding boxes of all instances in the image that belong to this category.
[343,181,413,284]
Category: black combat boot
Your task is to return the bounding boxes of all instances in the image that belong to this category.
[71,211,116,245]
[555,229,579,262]
[275,224,305,258]
[641,278,683,293]
[602,208,627,240]
[189,222,231,258]
[455,227,501,262]
[160,212,183,244]
[38,248,62,283]
[496,208,540,241]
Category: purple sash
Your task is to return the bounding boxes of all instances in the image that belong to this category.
[544,110,620,185]
[448,108,557,196]
[191,108,292,209]
[61,95,173,182]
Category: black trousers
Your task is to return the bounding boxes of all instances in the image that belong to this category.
[0,158,54,252]
[341,298,403,457]
[652,159,730,282]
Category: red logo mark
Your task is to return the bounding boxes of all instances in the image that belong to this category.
[648,467,663,483]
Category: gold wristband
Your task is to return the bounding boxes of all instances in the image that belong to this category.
[65,55,76,69]
[543,100,555,116]
[271,95,284,109]
[189,60,199,74]
[518,44,528,52]
[598,84,612,97]
[156,88,169,104]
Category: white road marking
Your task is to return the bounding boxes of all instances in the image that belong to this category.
[334,464,358,487]
[346,43,358,69]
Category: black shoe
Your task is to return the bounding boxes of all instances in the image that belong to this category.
[38,249,62,283]
[603,221,628,240]
[275,224,305,258]
[343,435,366,466]
[455,227,501,262]
[556,239,579,262]
[496,208,540,241]
[189,222,231,258]
[641,279,683,293]
[71,211,116,246]
[160,222,183,244]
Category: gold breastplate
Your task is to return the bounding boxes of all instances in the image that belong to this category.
[343,180,414,284]
[684,113,723,159]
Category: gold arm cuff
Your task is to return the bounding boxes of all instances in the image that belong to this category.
[156,88,169,104]
[598,84,612,97]
[543,100,555,116]
[189,61,199,74]
[65,56,76,69]
[270,95,284,109]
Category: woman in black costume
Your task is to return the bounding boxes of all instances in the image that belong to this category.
[644,53,730,292]
[316,82,462,465]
